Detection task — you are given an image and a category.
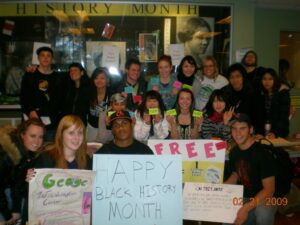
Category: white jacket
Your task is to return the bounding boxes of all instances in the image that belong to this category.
[134,110,169,142]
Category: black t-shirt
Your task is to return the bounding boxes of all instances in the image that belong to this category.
[95,139,154,155]
[229,142,275,197]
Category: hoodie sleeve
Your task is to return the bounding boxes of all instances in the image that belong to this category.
[133,111,151,141]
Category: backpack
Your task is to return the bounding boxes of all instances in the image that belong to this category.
[259,140,294,197]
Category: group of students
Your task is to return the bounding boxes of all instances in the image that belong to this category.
[0,46,293,225]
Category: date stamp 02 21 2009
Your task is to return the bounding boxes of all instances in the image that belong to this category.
[232,197,288,207]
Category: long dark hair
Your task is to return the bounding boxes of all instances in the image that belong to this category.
[177,55,198,85]
[68,62,90,87]
[175,88,195,128]
[138,90,166,118]
[204,89,230,117]
[261,68,281,95]
[90,67,110,107]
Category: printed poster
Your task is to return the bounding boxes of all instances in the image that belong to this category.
[148,139,226,183]
[92,154,182,225]
[139,33,158,62]
[183,182,243,223]
[28,169,96,225]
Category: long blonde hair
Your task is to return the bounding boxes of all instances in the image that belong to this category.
[49,115,87,169]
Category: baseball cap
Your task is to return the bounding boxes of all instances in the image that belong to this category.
[109,110,132,128]
[231,113,252,127]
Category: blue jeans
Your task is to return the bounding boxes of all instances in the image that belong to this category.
[224,198,277,225]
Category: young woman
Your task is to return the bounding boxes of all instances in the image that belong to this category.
[34,115,91,170]
[256,68,290,139]
[196,56,228,110]
[147,55,178,109]
[61,62,91,125]
[167,88,202,139]
[0,119,45,225]
[177,55,202,95]
[200,89,234,141]
[87,67,111,142]
[134,90,169,142]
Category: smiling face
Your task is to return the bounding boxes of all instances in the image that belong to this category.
[178,91,192,111]
[62,125,84,153]
[38,51,53,67]
[202,59,216,78]
[111,118,133,142]
[93,73,108,89]
[69,66,83,82]
[212,97,226,114]
[182,60,196,77]
[229,70,244,91]
[262,73,274,93]
[146,98,159,109]
[231,122,253,148]
[126,63,141,84]
[158,60,172,79]
[21,124,44,152]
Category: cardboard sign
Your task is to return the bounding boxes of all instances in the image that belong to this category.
[28,169,96,225]
[92,155,182,225]
[183,183,243,223]
[148,140,226,183]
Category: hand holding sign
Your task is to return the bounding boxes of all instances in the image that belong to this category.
[193,110,203,118]
[166,109,177,116]
[149,108,159,115]
[124,86,133,94]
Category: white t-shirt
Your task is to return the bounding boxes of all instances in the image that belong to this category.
[195,74,228,110]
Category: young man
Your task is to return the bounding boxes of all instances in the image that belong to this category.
[20,46,64,141]
[225,113,276,225]
[95,110,153,154]
[116,59,147,111]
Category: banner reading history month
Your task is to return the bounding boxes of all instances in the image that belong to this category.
[92,154,182,225]
[183,182,243,223]
[28,169,96,225]
[148,139,226,183]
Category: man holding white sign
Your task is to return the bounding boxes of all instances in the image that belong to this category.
[225,113,276,225]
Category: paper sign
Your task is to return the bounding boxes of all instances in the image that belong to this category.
[152,77,159,85]
[29,169,96,225]
[133,95,142,103]
[108,111,115,117]
[149,108,159,115]
[173,81,183,89]
[166,109,177,116]
[32,42,52,65]
[192,110,203,118]
[182,84,192,90]
[168,44,184,66]
[102,45,120,69]
[148,140,226,183]
[92,155,182,225]
[129,111,135,118]
[124,86,133,94]
[183,183,243,223]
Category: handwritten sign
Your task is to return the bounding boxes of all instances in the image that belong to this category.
[183,183,243,223]
[192,110,203,118]
[148,140,226,183]
[102,45,120,69]
[133,95,142,103]
[151,77,160,85]
[28,169,96,225]
[182,84,192,90]
[173,80,183,89]
[124,86,133,94]
[92,155,182,225]
[166,109,177,116]
[149,108,159,115]
[108,111,115,117]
